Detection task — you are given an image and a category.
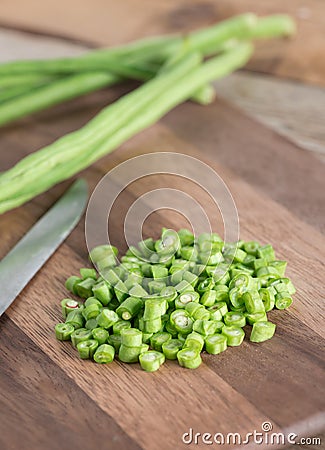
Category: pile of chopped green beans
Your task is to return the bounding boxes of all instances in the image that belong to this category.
[55,228,295,371]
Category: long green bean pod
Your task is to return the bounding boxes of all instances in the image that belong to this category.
[0,44,253,212]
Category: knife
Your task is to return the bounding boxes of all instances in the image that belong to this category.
[0,179,88,317]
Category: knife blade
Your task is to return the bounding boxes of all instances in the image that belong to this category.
[0,179,88,317]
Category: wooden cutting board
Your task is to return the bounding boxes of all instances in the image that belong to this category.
[0,83,324,449]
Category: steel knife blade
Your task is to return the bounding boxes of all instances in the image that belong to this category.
[0,179,88,317]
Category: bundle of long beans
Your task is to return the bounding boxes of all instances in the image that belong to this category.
[0,14,295,214]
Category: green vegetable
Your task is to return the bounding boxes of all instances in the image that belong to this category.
[71,328,93,347]
[150,332,172,352]
[60,298,81,318]
[223,311,246,328]
[65,310,84,329]
[184,332,205,352]
[92,327,109,345]
[0,44,253,213]
[116,296,143,320]
[205,334,227,355]
[94,344,115,363]
[162,339,183,360]
[55,323,74,341]
[222,326,245,346]
[250,321,276,343]
[96,309,119,329]
[139,351,165,372]
[77,339,99,359]
[177,348,202,369]
[55,228,295,371]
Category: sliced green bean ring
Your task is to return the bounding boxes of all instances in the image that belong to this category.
[205,333,227,354]
[160,286,177,303]
[84,297,102,308]
[143,298,167,320]
[177,348,202,369]
[82,303,101,321]
[243,241,260,256]
[221,326,245,346]
[92,327,109,345]
[61,298,81,319]
[118,344,142,363]
[250,321,276,343]
[139,351,165,372]
[96,309,119,329]
[200,290,217,307]
[112,320,132,335]
[197,277,214,294]
[71,328,93,347]
[107,334,122,352]
[208,301,228,320]
[259,288,275,312]
[120,328,143,347]
[55,323,74,341]
[116,296,142,320]
[77,339,99,359]
[162,339,183,360]
[85,318,98,330]
[229,272,253,293]
[65,276,82,295]
[93,344,115,363]
[150,332,172,352]
[275,291,292,310]
[142,317,162,333]
[211,320,225,333]
[243,290,265,314]
[185,301,202,316]
[245,311,267,325]
[212,284,229,302]
[229,287,245,308]
[193,319,217,336]
[175,291,199,308]
[184,331,205,352]
[223,311,246,328]
[65,310,84,329]
[170,310,193,335]
[269,277,296,295]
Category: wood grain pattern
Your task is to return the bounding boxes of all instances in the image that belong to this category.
[0,0,324,84]
[0,85,324,449]
[0,315,142,450]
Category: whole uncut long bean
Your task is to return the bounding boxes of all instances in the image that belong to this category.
[0,52,200,183]
[0,52,202,198]
[0,14,295,129]
[0,44,253,212]
[0,72,119,127]
[0,15,255,128]
[0,84,47,104]
[0,73,58,89]
[0,14,256,76]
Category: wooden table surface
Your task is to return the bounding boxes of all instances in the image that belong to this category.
[0,2,324,450]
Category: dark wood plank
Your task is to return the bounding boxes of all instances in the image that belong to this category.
[0,315,142,450]
[161,99,325,233]
[207,310,325,427]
